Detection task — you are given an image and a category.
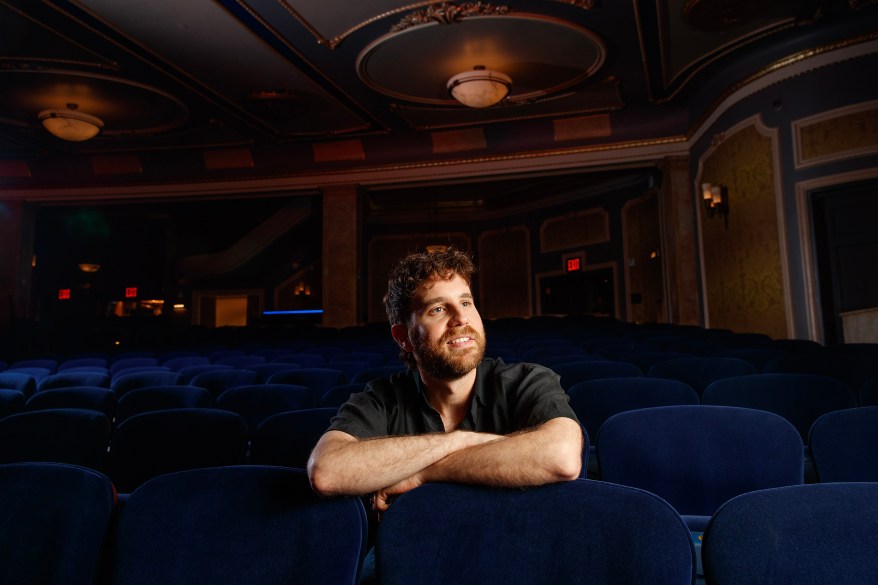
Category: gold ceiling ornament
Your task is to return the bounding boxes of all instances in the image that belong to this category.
[391,2,512,33]
[550,0,599,9]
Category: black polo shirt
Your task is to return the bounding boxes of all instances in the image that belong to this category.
[328,358,579,438]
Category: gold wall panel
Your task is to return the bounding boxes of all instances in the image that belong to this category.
[624,191,664,324]
[478,227,532,319]
[540,208,608,252]
[797,103,878,166]
[701,124,788,338]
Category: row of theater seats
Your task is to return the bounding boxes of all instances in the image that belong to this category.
[1,461,875,585]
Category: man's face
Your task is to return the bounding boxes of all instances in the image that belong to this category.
[406,273,486,380]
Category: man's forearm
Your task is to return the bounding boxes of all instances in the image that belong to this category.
[422,417,583,487]
[308,429,502,496]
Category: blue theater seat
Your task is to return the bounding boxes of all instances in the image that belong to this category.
[109,466,368,585]
[808,406,878,482]
[107,408,247,493]
[250,407,338,468]
[0,462,116,585]
[0,408,111,470]
[702,483,878,585]
[377,480,695,585]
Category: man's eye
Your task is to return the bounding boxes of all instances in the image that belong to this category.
[429,306,444,314]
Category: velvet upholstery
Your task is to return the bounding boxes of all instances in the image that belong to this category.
[113,385,213,424]
[702,483,878,585]
[250,407,338,467]
[713,348,790,371]
[860,376,878,406]
[189,368,258,400]
[330,351,387,368]
[568,377,700,441]
[177,363,234,384]
[246,362,302,382]
[271,353,326,367]
[214,354,267,369]
[0,408,111,470]
[351,365,407,384]
[109,466,368,585]
[267,368,348,395]
[701,373,858,442]
[597,405,803,519]
[215,383,316,435]
[320,383,366,408]
[808,406,878,482]
[0,372,37,398]
[377,480,695,585]
[38,371,111,390]
[25,386,116,419]
[553,361,643,390]
[160,355,210,371]
[0,462,116,585]
[1,368,49,388]
[618,352,695,375]
[110,370,182,397]
[763,353,878,394]
[9,358,58,371]
[58,357,109,370]
[108,408,247,493]
[0,389,26,419]
[647,357,757,396]
[109,357,161,376]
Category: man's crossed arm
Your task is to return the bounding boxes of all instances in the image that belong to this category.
[307,417,583,511]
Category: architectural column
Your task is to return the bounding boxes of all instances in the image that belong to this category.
[0,199,34,326]
[321,185,360,328]
[660,156,702,325]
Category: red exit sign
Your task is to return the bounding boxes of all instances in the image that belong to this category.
[125,287,138,298]
[58,289,71,300]
[566,257,581,272]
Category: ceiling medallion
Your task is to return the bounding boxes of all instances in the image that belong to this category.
[391,2,511,33]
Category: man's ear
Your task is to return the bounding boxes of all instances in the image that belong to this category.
[390,323,413,352]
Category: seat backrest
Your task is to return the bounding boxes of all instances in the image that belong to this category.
[215,384,316,435]
[214,354,267,369]
[271,353,326,368]
[0,389,26,419]
[567,377,699,441]
[245,362,302,383]
[160,355,210,371]
[267,368,347,394]
[250,407,338,468]
[25,387,116,419]
[188,369,258,400]
[114,385,213,425]
[648,357,757,396]
[764,353,878,392]
[109,466,368,585]
[0,372,38,397]
[109,357,161,376]
[860,376,878,406]
[0,462,116,585]
[808,406,878,482]
[58,357,109,371]
[377,480,695,585]
[107,408,247,493]
[597,405,803,517]
[702,483,878,585]
[110,370,182,397]
[702,373,858,442]
[350,365,407,384]
[177,363,234,384]
[9,358,58,372]
[553,361,643,389]
[0,408,112,470]
[38,371,111,391]
[320,383,366,408]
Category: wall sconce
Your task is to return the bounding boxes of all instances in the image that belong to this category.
[78,263,101,273]
[701,183,729,220]
[447,66,512,108]
[39,104,104,142]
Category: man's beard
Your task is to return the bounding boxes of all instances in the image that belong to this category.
[411,326,486,381]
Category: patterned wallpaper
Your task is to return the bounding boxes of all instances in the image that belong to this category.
[700,123,789,339]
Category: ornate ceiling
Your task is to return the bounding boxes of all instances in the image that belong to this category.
[0,0,875,196]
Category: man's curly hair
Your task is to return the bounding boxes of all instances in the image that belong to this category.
[383,247,477,367]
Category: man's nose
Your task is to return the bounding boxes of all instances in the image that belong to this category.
[448,305,469,325]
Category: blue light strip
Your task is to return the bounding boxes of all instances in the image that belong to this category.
[262,309,324,315]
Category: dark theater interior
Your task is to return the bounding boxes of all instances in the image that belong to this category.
[1,0,877,583]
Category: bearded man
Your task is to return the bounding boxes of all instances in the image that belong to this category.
[308,247,583,510]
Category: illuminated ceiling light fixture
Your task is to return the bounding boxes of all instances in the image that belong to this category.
[447,65,512,108]
[78,263,101,273]
[38,103,104,142]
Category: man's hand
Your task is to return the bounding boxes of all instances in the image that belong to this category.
[372,471,426,515]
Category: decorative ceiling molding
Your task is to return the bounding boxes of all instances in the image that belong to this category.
[390,2,512,33]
